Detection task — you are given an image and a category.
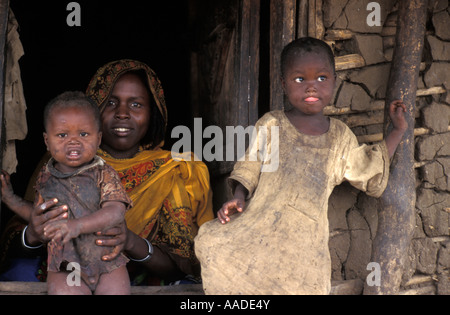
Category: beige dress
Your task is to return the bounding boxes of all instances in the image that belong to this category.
[195,110,390,295]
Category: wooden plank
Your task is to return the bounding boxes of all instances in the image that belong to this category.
[238,0,260,126]
[357,125,450,144]
[0,282,205,295]
[0,0,10,230]
[269,0,296,111]
[297,0,308,38]
[339,111,384,128]
[1,280,369,295]
[325,86,445,116]
[416,86,446,96]
[308,0,324,39]
[325,29,353,41]
[335,54,365,71]
[324,100,385,116]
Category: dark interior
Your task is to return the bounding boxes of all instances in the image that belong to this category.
[2,0,193,230]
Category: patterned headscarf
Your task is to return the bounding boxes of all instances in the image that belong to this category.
[86,59,168,148]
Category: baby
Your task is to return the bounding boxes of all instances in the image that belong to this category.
[38,91,131,294]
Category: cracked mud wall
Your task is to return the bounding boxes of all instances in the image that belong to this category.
[324,0,449,294]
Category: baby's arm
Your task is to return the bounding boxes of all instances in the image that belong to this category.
[1,170,34,221]
[217,182,248,224]
[385,100,408,158]
[44,201,126,244]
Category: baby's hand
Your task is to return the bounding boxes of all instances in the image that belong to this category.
[217,198,245,224]
[389,100,408,132]
[44,220,81,244]
[0,170,15,203]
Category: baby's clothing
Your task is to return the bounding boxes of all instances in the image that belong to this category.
[35,156,131,290]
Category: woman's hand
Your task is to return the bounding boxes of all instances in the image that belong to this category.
[95,221,127,261]
[27,195,68,246]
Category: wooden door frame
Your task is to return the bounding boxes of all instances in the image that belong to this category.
[0,0,10,228]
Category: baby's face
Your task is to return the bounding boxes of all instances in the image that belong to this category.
[282,52,335,115]
[44,106,102,173]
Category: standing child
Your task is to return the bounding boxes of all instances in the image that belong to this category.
[195,37,407,294]
[38,91,131,294]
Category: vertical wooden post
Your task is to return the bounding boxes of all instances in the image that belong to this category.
[364,0,428,295]
[307,0,324,39]
[236,0,260,126]
[269,0,296,111]
[0,0,10,229]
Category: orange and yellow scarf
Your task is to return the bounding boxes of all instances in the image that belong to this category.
[97,148,213,239]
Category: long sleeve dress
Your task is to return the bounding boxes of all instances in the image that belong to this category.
[195,110,390,295]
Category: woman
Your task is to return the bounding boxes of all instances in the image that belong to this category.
[1,59,213,285]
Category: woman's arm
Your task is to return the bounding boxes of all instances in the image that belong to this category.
[96,224,184,279]
[26,197,68,246]
[125,230,184,279]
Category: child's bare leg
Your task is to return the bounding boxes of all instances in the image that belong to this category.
[47,271,92,295]
[94,266,130,295]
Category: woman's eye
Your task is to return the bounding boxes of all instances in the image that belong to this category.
[106,99,117,107]
[318,76,327,82]
[294,77,304,83]
[131,102,142,108]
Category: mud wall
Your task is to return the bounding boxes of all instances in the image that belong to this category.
[325,0,449,295]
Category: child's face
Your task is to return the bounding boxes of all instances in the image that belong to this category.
[282,52,335,115]
[44,106,102,173]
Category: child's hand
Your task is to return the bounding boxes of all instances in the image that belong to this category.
[44,219,81,244]
[0,170,15,204]
[217,198,245,224]
[389,100,408,132]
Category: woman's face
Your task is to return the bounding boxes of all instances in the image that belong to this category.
[100,72,151,159]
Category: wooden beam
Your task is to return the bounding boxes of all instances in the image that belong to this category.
[0,280,368,295]
[364,0,428,295]
[236,0,260,126]
[415,86,446,96]
[324,86,446,116]
[308,0,324,39]
[269,0,296,111]
[0,0,10,230]
[335,54,365,71]
[297,0,308,38]
[325,29,353,41]
[0,282,205,295]
[356,125,450,143]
